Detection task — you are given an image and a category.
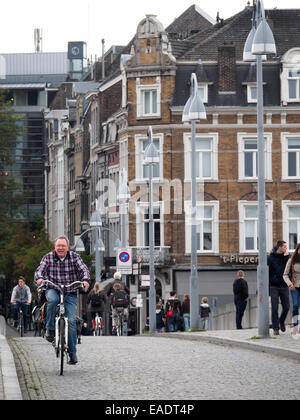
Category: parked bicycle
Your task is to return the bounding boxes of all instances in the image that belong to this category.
[38,279,84,376]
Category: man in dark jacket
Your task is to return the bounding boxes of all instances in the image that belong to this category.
[233,271,248,330]
[267,240,290,335]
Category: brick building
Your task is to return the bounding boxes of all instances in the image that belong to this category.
[46,5,300,323]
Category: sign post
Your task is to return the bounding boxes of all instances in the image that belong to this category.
[117,248,132,275]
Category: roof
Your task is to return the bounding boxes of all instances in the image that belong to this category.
[171,7,300,61]
[0,52,69,76]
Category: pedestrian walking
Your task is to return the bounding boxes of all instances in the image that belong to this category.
[182,294,191,331]
[283,243,300,333]
[199,297,211,330]
[156,304,166,333]
[233,270,249,330]
[87,282,106,331]
[10,276,32,333]
[165,291,182,332]
[267,240,290,335]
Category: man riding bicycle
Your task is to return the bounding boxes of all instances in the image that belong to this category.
[10,276,32,333]
[35,235,90,365]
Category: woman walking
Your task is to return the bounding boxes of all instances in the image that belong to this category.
[283,243,300,333]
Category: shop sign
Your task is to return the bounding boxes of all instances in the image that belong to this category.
[220,255,259,265]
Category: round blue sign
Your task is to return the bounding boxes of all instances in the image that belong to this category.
[119,252,130,263]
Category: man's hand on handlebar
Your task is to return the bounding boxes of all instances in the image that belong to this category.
[83,281,90,293]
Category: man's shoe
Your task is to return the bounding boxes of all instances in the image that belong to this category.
[45,329,55,342]
[273,329,280,336]
[68,353,78,365]
[280,322,286,332]
[13,321,18,328]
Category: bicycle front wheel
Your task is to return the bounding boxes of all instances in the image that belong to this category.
[59,318,65,376]
[19,311,24,337]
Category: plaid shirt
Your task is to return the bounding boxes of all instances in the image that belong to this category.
[34,251,90,294]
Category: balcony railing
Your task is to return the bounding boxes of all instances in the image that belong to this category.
[131,246,172,266]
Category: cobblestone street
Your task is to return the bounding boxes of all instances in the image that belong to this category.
[8,335,300,400]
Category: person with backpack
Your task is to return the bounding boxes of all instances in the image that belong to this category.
[87,282,106,331]
[108,276,129,335]
[165,291,182,332]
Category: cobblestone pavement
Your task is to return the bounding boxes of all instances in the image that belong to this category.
[8,335,300,400]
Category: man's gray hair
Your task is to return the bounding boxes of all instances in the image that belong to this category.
[54,235,70,246]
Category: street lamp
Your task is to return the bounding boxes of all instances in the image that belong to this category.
[243,0,276,338]
[144,126,159,335]
[182,72,207,330]
[76,207,104,283]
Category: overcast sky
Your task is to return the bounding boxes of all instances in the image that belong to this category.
[0,0,299,57]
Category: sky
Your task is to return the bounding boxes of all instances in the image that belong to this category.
[0,0,299,58]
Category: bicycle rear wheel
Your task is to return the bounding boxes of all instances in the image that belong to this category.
[59,318,65,376]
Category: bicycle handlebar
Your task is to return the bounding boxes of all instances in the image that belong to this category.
[38,279,85,293]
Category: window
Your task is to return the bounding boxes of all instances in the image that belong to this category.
[282,201,300,251]
[185,201,219,254]
[247,84,258,103]
[288,69,300,101]
[135,202,164,248]
[184,133,218,181]
[239,201,273,253]
[198,84,208,104]
[281,48,300,103]
[238,133,272,181]
[144,208,161,247]
[281,134,300,180]
[136,78,161,118]
[135,134,163,180]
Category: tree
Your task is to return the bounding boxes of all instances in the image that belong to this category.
[0,92,24,219]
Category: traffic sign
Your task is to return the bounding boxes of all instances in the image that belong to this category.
[117,248,132,274]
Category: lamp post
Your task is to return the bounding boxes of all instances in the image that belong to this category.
[144,126,159,335]
[243,0,276,338]
[75,206,121,283]
[118,168,131,285]
[182,73,207,330]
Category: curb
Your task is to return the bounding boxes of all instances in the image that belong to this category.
[0,316,23,400]
[158,332,300,362]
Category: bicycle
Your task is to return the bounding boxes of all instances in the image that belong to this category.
[93,313,104,336]
[15,302,25,337]
[39,279,84,376]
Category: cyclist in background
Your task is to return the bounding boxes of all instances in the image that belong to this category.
[87,282,106,332]
[109,279,129,335]
[10,276,32,333]
[35,235,90,365]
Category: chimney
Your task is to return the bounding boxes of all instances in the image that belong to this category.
[34,28,43,53]
[218,45,236,93]
[102,39,105,80]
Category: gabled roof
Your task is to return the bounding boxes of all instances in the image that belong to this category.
[171,6,300,62]
[166,4,215,37]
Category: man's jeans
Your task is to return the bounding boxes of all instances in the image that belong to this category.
[168,312,180,332]
[269,287,290,330]
[45,289,77,354]
[13,303,29,330]
[183,314,190,331]
[291,287,300,326]
[234,300,247,330]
